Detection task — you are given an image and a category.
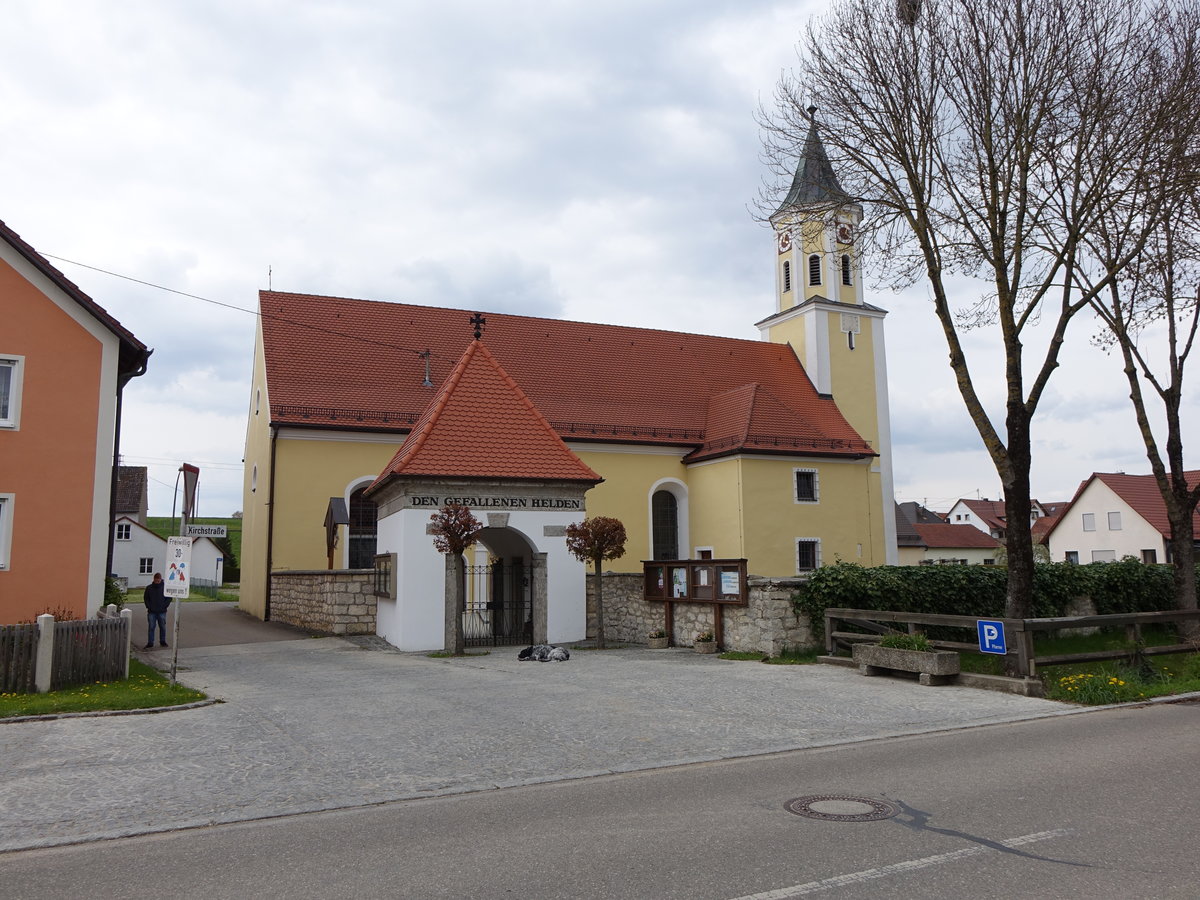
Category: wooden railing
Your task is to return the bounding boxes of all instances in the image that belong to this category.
[824,607,1200,679]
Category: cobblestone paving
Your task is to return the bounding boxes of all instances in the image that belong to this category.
[0,639,1071,852]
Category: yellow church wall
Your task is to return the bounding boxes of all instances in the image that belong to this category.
[270,436,400,572]
[824,311,880,449]
[736,456,882,573]
[571,447,689,571]
[240,326,272,619]
[685,458,747,559]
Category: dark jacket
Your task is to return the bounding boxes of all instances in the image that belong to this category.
[143,580,171,614]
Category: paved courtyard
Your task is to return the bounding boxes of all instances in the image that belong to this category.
[1,608,1075,853]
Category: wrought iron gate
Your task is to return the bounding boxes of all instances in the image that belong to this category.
[462,561,532,647]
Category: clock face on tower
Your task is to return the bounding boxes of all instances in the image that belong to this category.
[836,223,855,245]
[777,231,792,253]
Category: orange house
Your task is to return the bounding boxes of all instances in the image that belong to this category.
[0,220,150,623]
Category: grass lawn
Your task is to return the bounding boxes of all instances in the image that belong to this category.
[957,626,1200,703]
[720,646,822,665]
[0,658,207,718]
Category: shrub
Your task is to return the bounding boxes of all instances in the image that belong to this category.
[878,632,932,652]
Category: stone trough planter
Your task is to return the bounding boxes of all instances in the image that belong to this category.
[647,636,669,649]
[852,643,960,686]
[693,640,718,654]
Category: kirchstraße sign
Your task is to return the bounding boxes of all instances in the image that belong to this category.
[186,524,227,538]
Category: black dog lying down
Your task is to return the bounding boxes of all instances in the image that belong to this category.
[518,644,570,662]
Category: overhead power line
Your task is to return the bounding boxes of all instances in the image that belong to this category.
[43,253,435,359]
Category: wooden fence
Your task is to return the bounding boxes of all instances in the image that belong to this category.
[50,617,130,690]
[0,613,131,694]
[0,624,39,693]
[824,607,1200,679]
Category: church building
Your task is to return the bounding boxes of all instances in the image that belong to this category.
[240,118,897,648]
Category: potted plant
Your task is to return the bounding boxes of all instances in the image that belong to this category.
[693,630,717,654]
[647,628,669,650]
[852,632,960,685]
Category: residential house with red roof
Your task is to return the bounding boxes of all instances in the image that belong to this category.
[946,497,1052,541]
[1046,472,1200,564]
[240,120,897,647]
[0,220,150,622]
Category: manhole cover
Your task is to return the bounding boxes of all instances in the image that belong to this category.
[784,795,900,822]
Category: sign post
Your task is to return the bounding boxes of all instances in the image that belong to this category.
[169,463,200,685]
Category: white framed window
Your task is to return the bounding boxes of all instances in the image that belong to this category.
[794,468,819,503]
[1064,551,1079,564]
[1,356,24,429]
[1092,549,1116,562]
[0,493,12,570]
[796,537,821,572]
[139,557,154,575]
[782,260,792,293]
[116,522,132,541]
[1082,513,1096,532]
[841,254,852,286]
[1142,549,1157,564]
[1107,511,1122,531]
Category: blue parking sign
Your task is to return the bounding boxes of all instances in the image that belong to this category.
[977,620,1006,655]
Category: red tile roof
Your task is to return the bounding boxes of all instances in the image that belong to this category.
[913,523,1002,549]
[1056,472,1200,538]
[369,340,602,488]
[258,291,875,460]
[958,499,1007,530]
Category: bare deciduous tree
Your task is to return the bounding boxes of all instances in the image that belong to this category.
[759,0,1190,620]
[1073,4,1200,625]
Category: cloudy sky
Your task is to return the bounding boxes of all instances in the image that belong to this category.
[3,0,1190,518]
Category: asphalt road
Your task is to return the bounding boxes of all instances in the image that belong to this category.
[3,700,1197,899]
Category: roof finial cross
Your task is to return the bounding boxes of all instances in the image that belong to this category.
[470,312,487,341]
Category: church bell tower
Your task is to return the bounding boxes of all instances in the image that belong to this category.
[756,107,897,563]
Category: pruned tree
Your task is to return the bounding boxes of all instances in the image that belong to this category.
[1071,6,1200,627]
[565,516,627,649]
[758,0,1191,621]
[429,504,482,655]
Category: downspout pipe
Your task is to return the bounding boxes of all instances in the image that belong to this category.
[105,349,152,580]
[265,424,278,621]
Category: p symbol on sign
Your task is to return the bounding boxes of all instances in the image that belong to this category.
[977,619,1007,655]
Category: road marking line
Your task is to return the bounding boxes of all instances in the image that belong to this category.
[728,829,1072,899]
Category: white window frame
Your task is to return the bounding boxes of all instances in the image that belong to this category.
[0,355,24,430]
[1064,550,1079,565]
[793,467,819,504]
[796,537,821,573]
[782,260,792,293]
[1082,513,1096,532]
[116,522,132,541]
[0,494,12,570]
[1107,511,1122,531]
[1092,549,1116,562]
[139,557,154,575]
[808,254,822,286]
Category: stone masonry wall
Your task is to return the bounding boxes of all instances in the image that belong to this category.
[270,570,377,635]
[586,573,815,654]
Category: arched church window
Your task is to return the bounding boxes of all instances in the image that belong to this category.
[841,254,852,286]
[651,490,679,560]
[782,260,792,293]
[808,254,822,286]
[348,486,378,569]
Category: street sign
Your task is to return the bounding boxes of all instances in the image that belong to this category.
[186,524,227,538]
[977,619,1007,655]
[165,536,193,599]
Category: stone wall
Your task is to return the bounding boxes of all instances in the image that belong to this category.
[270,570,377,635]
[586,572,815,654]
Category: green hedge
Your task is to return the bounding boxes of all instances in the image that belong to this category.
[794,560,1187,629]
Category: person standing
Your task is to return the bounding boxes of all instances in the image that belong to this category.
[143,572,171,649]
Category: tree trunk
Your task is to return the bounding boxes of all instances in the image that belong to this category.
[1166,486,1199,641]
[593,558,606,649]
[444,553,465,655]
[1003,413,1035,622]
